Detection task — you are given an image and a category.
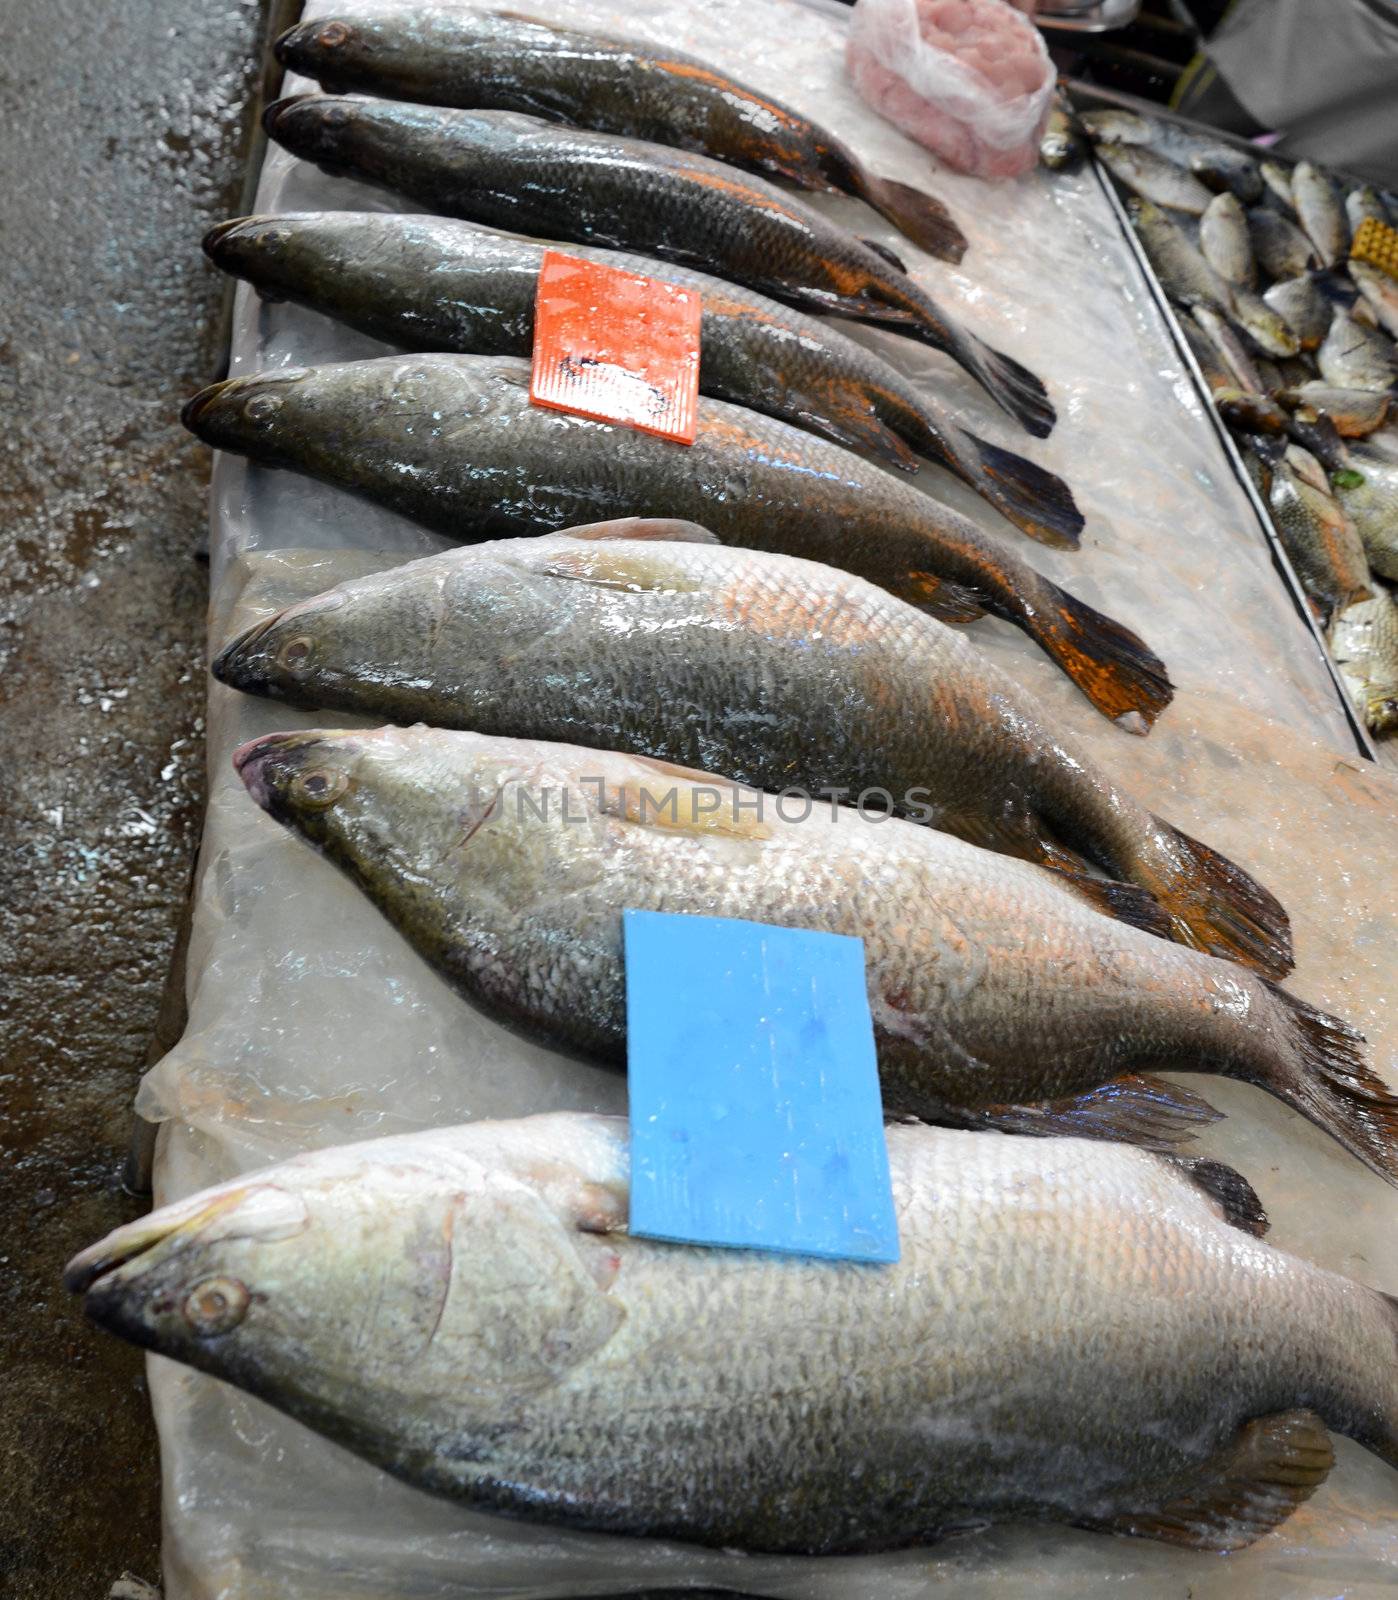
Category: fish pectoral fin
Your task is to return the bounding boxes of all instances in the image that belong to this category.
[562,517,720,545]
[598,761,773,842]
[887,572,986,624]
[528,549,705,595]
[1083,1410,1334,1552]
[1154,1152,1269,1236]
[967,1074,1222,1152]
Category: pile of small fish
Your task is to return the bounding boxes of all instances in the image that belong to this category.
[1065,102,1398,738]
[68,9,1398,1567]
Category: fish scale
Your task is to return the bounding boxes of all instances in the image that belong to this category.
[66,1115,1398,1553]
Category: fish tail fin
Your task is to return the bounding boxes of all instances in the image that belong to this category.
[941,423,1084,547]
[856,172,969,264]
[1128,821,1294,979]
[1248,985,1398,1187]
[954,333,1057,439]
[1015,581,1174,729]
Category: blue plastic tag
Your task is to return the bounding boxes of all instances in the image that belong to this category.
[624,910,899,1264]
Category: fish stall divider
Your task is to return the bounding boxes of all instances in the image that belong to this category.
[1087,152,1379,764]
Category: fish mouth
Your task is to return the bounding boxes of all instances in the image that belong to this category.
[181,378,235,435]
[274,18,356,72]
[202,214,278,268]
[211,612,277,686]
[64,1191,247,1297]
[232,729,342,811]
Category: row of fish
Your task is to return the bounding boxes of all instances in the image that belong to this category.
[70,9,1398,1565]
[1069,102,1398,737]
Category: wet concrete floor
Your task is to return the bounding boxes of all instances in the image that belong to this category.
[0,3,270,1592]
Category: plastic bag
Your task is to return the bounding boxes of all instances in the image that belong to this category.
[846,0,1054,179]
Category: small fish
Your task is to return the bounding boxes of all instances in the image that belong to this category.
[1247,208,1318,280]
[1349,259,1398,342]
[1188,147,1263,205]
[273,11,968,261]
[1279,383,1391,438]
[1318,309,1398,391]
[1199,192,1256,289]
[1293,161,1349,268]
[230,725,1394,1180]
[1334,446,1398,580]
[1347,185,1393,233]
[1285,406,1350,475]
[1230,288,1302,359]
[1216,391,1289,436]
[1261,441,1372,623]
[182,355,1168,726]
[1262,275,1334,351]
[1098,141,1213,214]
[202,212,1081,546]
[1180,316,1236,396]
[63,1115,1398,1554]
[1129,199,1230,310]
[1080,108,1153,145]
[1331,589,1398,735]
[1040,90,1084,172]
[1191,306,1267,394]
[1260,159,1297,213]
[214,527,1290,974]
[263,96,1053,435]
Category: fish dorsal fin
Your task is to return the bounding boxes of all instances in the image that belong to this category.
[1157,1153,1269,1236]
[562,517,719,544]
[598,757,772,842]
[1085,1410,1333,1551]
[861,236,909,275]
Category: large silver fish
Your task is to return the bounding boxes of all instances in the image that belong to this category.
[262,95,1054,435]
[214,526,1290,976]
[202,211,1081,546]
[182,354,1169,728]
[65,1115,1398,1553]
[231,726,1398,1179]
[273,9,967,261]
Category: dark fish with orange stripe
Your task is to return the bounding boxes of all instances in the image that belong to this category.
[262,96,1055,438]
[273,9,967,264]
[203,210,1081,547]
[182,353,1162,727]
[213,523,1292,979]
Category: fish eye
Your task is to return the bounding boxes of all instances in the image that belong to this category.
[182,1276,250,1337]
[277,634,316,674]
[318,20,352,48]
[244,393,284,425]
[291,765,349,809]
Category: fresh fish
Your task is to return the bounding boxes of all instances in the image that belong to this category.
[214,527,1289,975]
[1349,260,1398,342]
[1280,383,1391,438]
[1259,440,1372,622]
[1262,274,1333,351]
[1215,391,1289,437]
[1247,208,1318,280]
[1190,307,1266,394]
[1097,141,1212,214]
[1199,192,1255,289]
[1080,108,1152,145]
[1331,589,1398,736]
[273,10,968,262]
[1293,161,1349,268]
[1347,185,1392,233]
[262,96,1054,436]
[228,727,1397,1178]
[1334,446,1398,579]
[1039,89,1084,172]
[1260,159,1297,214]
[1318,309,1398,392]
[1128,199,1230,310]
[1180,315,1236,396]
[64,1115,1398,1553]
[1229,288,1302,359]
[1285,406,1350,474]
[1188,147,1263,205]
[202,211,1081,547]
[182,354,1168,727]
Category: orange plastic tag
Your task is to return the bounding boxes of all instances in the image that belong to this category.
[530,251,702,445]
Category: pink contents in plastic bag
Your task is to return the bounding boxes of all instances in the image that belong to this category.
[846,0,1054,180]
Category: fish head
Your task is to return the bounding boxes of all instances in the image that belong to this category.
[66,1131,630,1430]
[202,214,323,300]
[212,587,357,703]
[273,15,423,95]
[180,366,320,464]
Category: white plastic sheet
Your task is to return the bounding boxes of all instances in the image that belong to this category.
[144,0,1398,1592]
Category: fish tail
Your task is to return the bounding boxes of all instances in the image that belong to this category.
[1013,581,1174,729]
[953,332,1058,439]
[1247,985,1398,1187]
[854,172,969,265]
[1128,821,1294,980]
[943,425,1084,548]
